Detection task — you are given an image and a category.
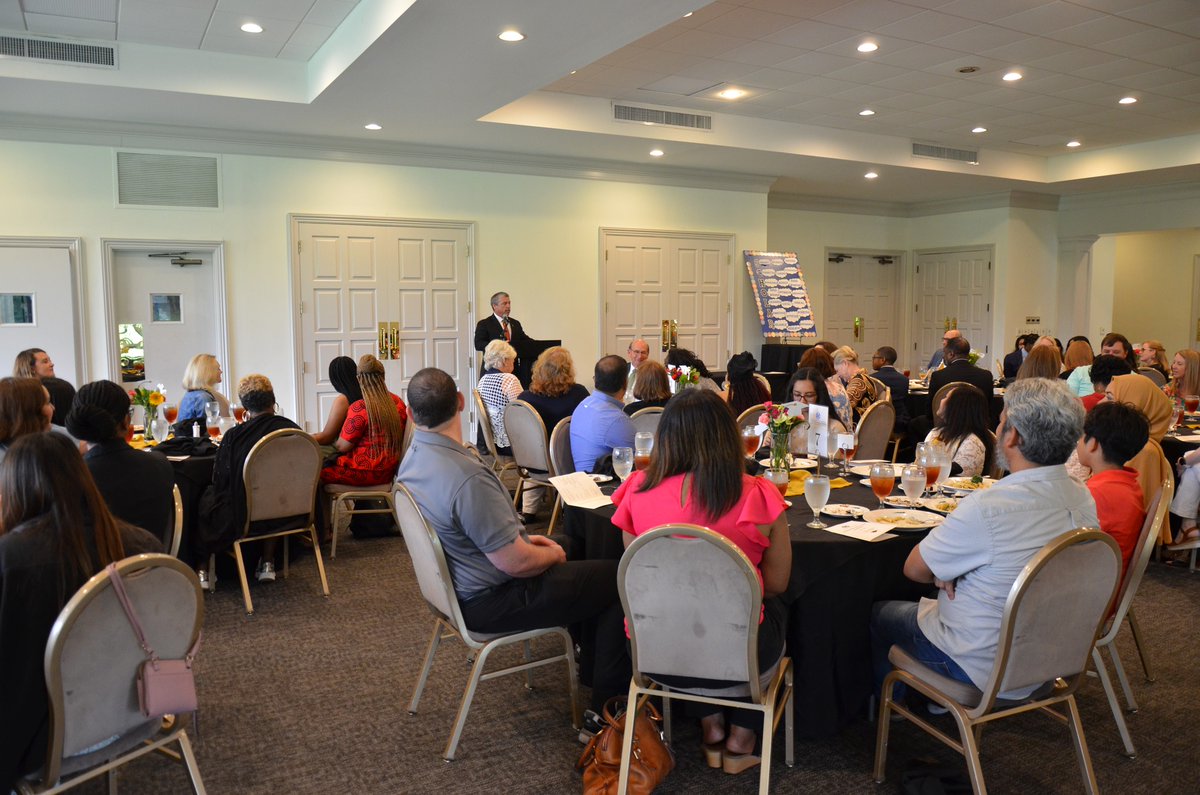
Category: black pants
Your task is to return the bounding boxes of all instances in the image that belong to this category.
[459,560,629,712]
[647,596,789,732]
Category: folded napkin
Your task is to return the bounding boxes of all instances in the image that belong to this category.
[784,469,852,497]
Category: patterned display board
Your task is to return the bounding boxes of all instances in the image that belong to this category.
[744,251,816,338]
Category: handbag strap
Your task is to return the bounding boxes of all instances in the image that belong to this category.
[105,563,202,664]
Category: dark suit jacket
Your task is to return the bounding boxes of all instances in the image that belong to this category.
[1003,350,1024,380]
[871,366,910,422]
[473,315,529,353]
[84,439,175,544]
[929,359,995,401]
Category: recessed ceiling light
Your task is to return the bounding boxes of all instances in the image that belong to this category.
[716,88,747,100]
[1066,140,1081,147]
[864,171,879,180]
[858,109,875,116]
[1118,96,1138,105]
[683,11,693,17]
[569,70,577,75]
[240,22,263,34]
[364,123,382,131]
[857,41,878,53]
[972,126,987,133]
[649,149,664,158]
[1002,71,1022,81]
[498,29,524,42]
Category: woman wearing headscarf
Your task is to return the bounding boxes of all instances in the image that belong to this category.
[313,356,363,453]
[724,351,770,416]
[1106,374,1173,545]
[321,354,406,486]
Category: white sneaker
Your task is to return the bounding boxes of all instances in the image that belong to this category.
[197,567,215,592]
[255,560,276,583]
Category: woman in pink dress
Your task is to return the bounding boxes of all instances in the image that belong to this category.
[611,388,790,776]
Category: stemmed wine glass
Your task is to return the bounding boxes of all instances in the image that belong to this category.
[204,400,221,438]
[839,432,858,477]
[612,447,634,482]
[805,474,831,528]
[634,432,654,471]
[901,465,927,502]
[869,462,894,507]
[741,425,762,459]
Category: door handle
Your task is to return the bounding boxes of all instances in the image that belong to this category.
[853,316,862,341]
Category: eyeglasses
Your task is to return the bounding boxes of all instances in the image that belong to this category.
[793,392,818,401]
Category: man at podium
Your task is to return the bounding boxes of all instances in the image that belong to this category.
[474,292,529,352]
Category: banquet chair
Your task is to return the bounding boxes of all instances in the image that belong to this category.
[1089,478,1171,757]
[629,405,663,436]
[393,483,580,761]
[617,525,794,795]
[736,404,766,433]
[1138,367,1167,387]
[874,529,1122,795]
[324,483,398,559]
[986,431,1005,480]
[504,400,563,533]
[235,429,330,615]
[549,417,574,477]
[854,401,895,460]
[18,554,206,795]
[930,382,958,416]
[754,372,772,395]
[168,484,184,558]
[473,388,518,480]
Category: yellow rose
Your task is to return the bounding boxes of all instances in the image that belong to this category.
[148,392,165,406]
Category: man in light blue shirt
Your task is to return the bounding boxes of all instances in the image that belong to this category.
[571,355,636,472]
[871,378,1098,700]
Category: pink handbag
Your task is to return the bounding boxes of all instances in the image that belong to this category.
[106,564,202,718]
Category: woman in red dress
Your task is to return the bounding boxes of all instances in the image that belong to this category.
[321,355,406,486]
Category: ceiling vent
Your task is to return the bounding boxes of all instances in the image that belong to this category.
[116,152,221,209]
[912,141,979,165]
[0,34,117,68]
[613,103,712,131]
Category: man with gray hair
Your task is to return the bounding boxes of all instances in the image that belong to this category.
[871,378,1098,701]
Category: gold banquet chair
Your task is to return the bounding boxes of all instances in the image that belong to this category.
[472,388,518,480]
[629,406,664,436]
[325,418,412,558]
[617,525,794,795]
[168,483,184,558]
[549,416,574,477]
[18,554,206,794]
[393,483,580,761]
[1089,478,1172,757]
[874,529,1122,795]
[235,429,330,615]
[504,400,567,533]
[854,400,895,461]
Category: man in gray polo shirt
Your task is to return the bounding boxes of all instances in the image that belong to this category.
[397,367,629,721]
[871,378,1098,701]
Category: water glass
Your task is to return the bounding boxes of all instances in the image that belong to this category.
[612,447,634,482]
[634,431,654,471]
[805,474,831,528]
[901,465,927,500]
[150,416,171,444]
[204,399,220,427]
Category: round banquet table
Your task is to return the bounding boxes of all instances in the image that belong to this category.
[561,470,934,738]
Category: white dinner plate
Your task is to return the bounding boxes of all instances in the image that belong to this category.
[590,474,613,484]
[821,504,869,518]
[862,509,945,530]
[849,463,905,478]
[941,477,997,495]
[790,458,819,470]
[920,496,962,513]
[881,496,927,510]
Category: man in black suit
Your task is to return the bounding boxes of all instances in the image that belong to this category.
[1002,333,1038,380]
[929,336,994,399]
[871,346,909,424]
[473,291,530,354]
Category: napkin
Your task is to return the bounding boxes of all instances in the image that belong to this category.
[823,521,897,542]
[784,470,852,497]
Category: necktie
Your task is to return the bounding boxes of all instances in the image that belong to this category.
[502,318,511,341]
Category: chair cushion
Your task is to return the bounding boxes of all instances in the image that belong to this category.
[889,646,983,707]
[647,653,784,699]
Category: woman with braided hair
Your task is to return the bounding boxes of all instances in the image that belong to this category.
[321,354,407,486]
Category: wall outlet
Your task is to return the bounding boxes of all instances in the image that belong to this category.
[1025,315,1040,324]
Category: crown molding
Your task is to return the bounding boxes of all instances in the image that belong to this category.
[767,192,910,217]
[769,189,1060,218]
[1058,179,1200,213]
[0,113,777,194]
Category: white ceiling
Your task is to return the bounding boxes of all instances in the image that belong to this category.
[0,0,1196,204]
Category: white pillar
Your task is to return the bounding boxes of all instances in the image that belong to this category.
[1057,235,1099,339]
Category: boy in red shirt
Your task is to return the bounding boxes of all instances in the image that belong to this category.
[1077,401,1149,574]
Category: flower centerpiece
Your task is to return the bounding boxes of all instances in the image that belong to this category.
[667,364,699,393]
[967,349,982,366]
[758,401,804,472]
[129,383,166,427]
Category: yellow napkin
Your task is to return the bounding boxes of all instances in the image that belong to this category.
[784,469,852,497]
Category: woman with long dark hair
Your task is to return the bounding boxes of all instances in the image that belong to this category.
[67,380,175,544]
[611,389,790,776]
[0,377,53,465]
[321,354,406,486]
[923,384,994,477]
[798,347,852,429]
[725,351,770,416]
[786,367,848,435]
[664,348,722,393]
[313,355,363,449]
[0,433,161,791]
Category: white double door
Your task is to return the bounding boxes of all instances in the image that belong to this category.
[602,230,731,368]
[823,254,901,361]
[0,239,84,385]
[294,218,472,433]
[914,249,993,369]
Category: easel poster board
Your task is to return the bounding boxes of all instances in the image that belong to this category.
[744,251,817,339]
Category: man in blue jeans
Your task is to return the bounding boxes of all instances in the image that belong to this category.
[871,378,1098,703]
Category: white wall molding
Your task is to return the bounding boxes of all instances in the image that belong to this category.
[768,190,1060,218]
[1059,180,1200,213]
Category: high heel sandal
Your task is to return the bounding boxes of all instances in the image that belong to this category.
[721,752,761,775]
[701,742,723,769]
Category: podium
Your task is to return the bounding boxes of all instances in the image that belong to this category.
[513,338,560,388]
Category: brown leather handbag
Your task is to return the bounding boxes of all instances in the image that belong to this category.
[576,696,674,795]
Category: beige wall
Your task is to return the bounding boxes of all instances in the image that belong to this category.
[1109,229,1200,357]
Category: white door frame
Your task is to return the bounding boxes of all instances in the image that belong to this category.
[0,236,87,382]
[101,239,228,387]
[911,244,995,366]
[597,227,736,362]
[287,213,476,429]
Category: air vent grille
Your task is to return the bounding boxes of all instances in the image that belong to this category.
[912,142,979,164]
[613,104,712,130]
[0,34,116,67]
[116,152,220,209]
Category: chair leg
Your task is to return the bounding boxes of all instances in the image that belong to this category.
[282,534,290,578]
[523,640,534,689]
[232,540,254,615]
[784,665,795,768]
[546,494,562,536]
[557,629,581,729]
[107,768,117,795]
[1107,642,1138,712]
[661,687,672,746]
[1126,609,1155,683]
[872,675,896,783]
[176,730,208,795]
[330,497,341,560]
[616,684,640,795]
[512,476,525,509]
[954,710,988,795]
[408,622,444,714]
[444,641,496,760]
[1065,694,1101,795]
[1092,647,1137,757]
[309,527,331,597]
[758,703,774,795]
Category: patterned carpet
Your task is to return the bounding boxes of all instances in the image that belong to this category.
[71,524,1200,795]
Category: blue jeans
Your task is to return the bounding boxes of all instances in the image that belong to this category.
[870,600,973,701]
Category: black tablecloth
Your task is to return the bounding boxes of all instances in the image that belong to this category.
[760,343,812,376]
[167,454,216,566]
[562,477,931,738]
[906,388,1004,427]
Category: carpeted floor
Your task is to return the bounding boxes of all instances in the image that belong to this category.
[73,524,1199,794]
